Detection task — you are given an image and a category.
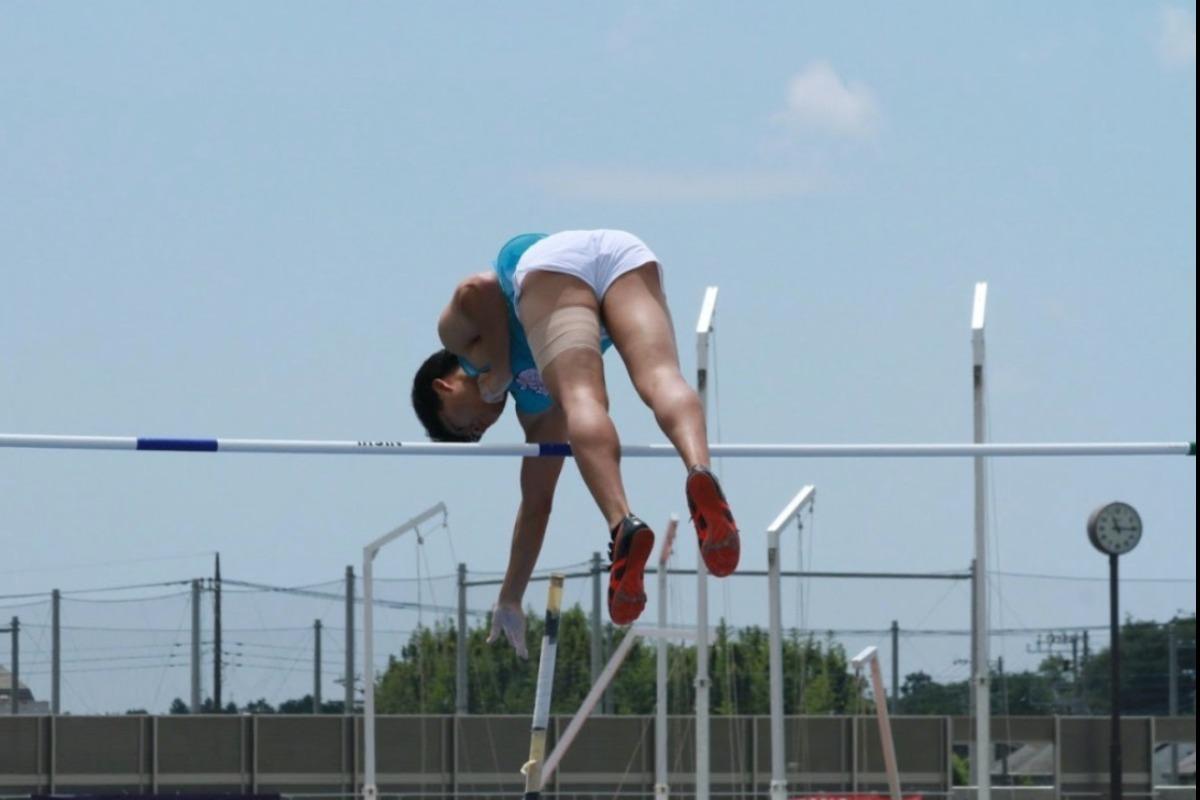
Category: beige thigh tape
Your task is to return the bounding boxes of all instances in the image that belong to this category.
[526,305,602,373]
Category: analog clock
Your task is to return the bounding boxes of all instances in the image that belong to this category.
[1087,501,1143,556]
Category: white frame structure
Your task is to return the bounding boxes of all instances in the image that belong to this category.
[766,485,817,800]
[656,514,680,798]
[972,281,991,800]
[361,502,448,800]
[694,284,719,800]
[850,645,902,800]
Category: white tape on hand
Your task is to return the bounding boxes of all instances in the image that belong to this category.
[487,602,528,658]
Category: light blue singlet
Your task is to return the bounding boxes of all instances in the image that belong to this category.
[458,232,612,415]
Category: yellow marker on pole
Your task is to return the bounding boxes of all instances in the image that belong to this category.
[522,573,564,799]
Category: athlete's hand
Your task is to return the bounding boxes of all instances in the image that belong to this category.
[487,601,528,658]
[478,368,513,404]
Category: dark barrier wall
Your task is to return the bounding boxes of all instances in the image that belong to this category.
[0,714,1193,798]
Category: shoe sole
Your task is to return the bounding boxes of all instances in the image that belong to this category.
[609,526,655,625]
[687,470,741,578]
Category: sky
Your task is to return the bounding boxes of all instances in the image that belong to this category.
[1,2,1195,715]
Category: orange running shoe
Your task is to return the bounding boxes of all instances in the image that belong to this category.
[686,465,740,577]
[607,514,655,625]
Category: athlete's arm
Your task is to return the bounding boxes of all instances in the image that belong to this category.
[438,273,512,396]
[496,405,567,606]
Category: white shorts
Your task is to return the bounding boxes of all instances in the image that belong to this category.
[512,229,660,304]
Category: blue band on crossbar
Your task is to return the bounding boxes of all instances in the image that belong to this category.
[137,438,219,452]
[538,443,573,457]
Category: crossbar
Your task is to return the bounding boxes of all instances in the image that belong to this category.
[1,434,1193,458]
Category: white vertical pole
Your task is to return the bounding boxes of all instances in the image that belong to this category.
[362,549,377,800]
[971,282,991,800]
[766,486,816,800]
[694,285,718,800]
[656,516,679,798]
[767,526,786,800]
[361,502,448,800]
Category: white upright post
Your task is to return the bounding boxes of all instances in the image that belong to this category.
[694,286,718,800]
[971,282,991,800]
[767,486,816,800]
[363,551,377,800]
[361,502,448,800]
[656,515,679,798]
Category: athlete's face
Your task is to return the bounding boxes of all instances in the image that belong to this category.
[435,368,506,441]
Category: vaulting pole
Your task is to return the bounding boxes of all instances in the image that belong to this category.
[523,573,565,800]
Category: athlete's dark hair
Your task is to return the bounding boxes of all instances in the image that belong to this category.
[411,349,474,443]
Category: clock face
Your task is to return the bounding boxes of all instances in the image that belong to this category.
[1088,502,1143,556]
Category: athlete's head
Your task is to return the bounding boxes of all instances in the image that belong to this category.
[412,349,506,442]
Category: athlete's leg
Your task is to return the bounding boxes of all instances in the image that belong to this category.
[601,262,740,578]
[599,263,708,469]
[517,270,629,528]
[518,268,654,622]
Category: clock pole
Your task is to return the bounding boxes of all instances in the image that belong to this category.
[1088,501,1140,800]
[1108,551,1121,800]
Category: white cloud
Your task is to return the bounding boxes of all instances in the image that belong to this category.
[1158,6,1196,69]
[533,166,821,203]
[775,61,880,139]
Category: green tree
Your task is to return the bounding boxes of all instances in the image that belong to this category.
[900,671,969,715]
[1081,615,1196,715]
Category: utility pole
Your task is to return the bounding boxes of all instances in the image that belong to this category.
[1,617,17,715]
[1169,621,1179,784]
[345,566,355,714]
[456,563,468,715]
[314,619,323,714]
[51,589,61,715]
[998,656,1009,783]
[1028,630,1085,711]
[190,580,202,712]
[891,620,900,714]
[213,554,222,711]
[10,617,18,716]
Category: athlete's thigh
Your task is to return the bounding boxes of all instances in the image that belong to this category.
[541,346,609,412]
[517,269,599,328]
[599,263,683,384]
[517,269,608,406]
